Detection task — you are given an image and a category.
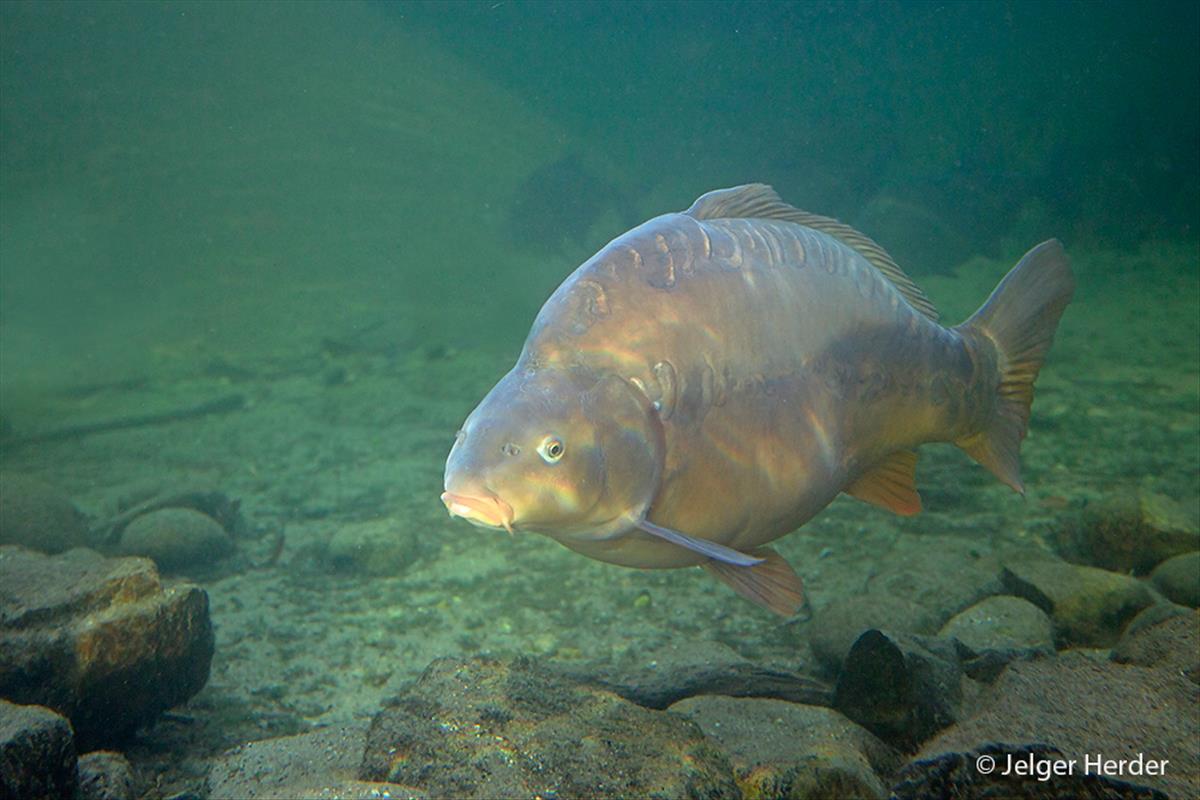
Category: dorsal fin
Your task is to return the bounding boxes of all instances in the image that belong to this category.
[684,184,939,321]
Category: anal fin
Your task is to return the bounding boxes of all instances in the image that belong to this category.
[844,450,922,516]
[702,547,807,617]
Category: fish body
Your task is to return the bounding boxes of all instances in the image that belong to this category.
[442,185,1074,614]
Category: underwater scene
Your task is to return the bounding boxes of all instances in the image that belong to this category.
[1,1,1197,798]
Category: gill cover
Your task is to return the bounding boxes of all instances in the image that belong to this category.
[580,372,666,539]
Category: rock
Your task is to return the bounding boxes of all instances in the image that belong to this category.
[1120,601,1192,639]
[1112,609,1200,683]
[78,751,136,800]
[1057,490,1200,574]
[0,472,89,554]
[809,593,942,673]
[0,546,214,749]
[833,630,968,749]
[939,595,1055,681]
[117,508,234,573]
[1001,556,1154,647]
[670,695,900,800]
[359,657,740,799]
[556,639,831,710]
[1150,551,1200,607]
[101,487,246,546]
[209,723,424,800]
[862,536,1006,621]
[917,652,1199,799]
[892,743,1169,800]
[0,699,77,800]
[326,519,419,577]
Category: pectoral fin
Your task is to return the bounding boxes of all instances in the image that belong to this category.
[702,547,808,617]
[845,450,922,516]
[635,519,764,566]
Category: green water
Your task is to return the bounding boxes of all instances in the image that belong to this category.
[1,1,1197,797]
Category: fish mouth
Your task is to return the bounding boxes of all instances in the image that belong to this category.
[441,490,515,534]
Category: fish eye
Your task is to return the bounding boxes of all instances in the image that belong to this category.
[537,435,565,463]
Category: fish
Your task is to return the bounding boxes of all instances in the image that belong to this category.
[441,184,1074,616]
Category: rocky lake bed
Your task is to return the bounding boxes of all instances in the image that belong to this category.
[1,246,1198,800]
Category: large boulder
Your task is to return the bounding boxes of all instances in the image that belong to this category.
[0,546,213,749]
[359,656,740,799]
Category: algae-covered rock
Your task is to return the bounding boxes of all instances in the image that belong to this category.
[670,695,900,800]
[359,657,740,799]
[1000,556,1154,647]
[0,698,78,800]
[939,595,1054,680]
[0,472,88,554]
[117,507,233,573]
[1057,490,1200,574]
[915,652,1197,799]
[0,546,213,749]
[1150,551,1200,608]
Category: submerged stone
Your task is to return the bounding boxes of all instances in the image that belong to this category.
[359,656,740,799]
[78,750,137,800]
[670,695,900,800]
[1150,551,1200,608]
[0,472,89,554]
[117,507,234,573]
[0,699,77,800]
[1112,609,1200,684]
[809,593,942,674]
[208,723,424,800]
[833,629,968,750]
[893,742,1169,800]
[1000,556,1154,647]
[556,638,831,710]
[1056,490,1199,575]
[939,595,1055,680]
[0,546,213,749]
[327,518,420,577]
[916,652,1198,799]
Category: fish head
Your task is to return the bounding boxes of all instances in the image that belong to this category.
[442,366,663,540]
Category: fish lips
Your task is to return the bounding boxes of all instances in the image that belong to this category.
[441,490,515,534]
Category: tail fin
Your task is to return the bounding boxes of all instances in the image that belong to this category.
[955,240,1075,493]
